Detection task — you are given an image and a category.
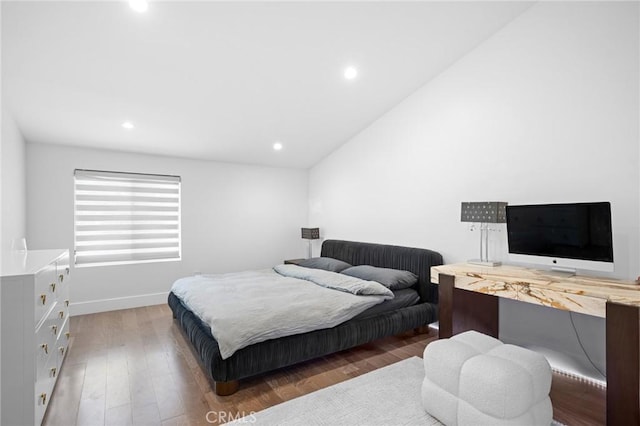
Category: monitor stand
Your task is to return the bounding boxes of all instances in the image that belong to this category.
[549,266,576,278]
[467,259,502,267]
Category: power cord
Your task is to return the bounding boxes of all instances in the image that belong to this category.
[569,311,606,380]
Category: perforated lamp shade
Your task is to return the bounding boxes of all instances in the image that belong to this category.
[301,228,320,240]
[460,202,507,266]
[460,202,507,223]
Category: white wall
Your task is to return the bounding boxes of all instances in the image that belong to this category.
[1,110,26,253]
[27,143,308,314]
[309,1,639,379]
[310,1,638,279]
[2,93,26,426]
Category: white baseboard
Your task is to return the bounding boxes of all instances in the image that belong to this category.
[70,292,169,316]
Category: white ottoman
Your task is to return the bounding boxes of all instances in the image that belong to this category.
[422,331,552,426]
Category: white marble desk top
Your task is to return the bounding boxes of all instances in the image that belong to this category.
[431,263,640,318]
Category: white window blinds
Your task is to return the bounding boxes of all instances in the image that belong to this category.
[74,169,181,267]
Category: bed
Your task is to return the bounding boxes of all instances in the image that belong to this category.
[168,239,443,395]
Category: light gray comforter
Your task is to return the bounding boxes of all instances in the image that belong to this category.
[171,265,393,359]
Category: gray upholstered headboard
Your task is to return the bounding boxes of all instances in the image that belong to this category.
[320,239,443,304]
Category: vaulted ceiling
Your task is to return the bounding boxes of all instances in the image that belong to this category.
[2,1,532,168]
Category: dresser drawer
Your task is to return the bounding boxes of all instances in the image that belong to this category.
[34,265,57,325]
[56,260,70,319]
[56,255,70,284]
[56,315,70,371]
[36,346,59,385]
[35,330,55,375]
[54,283,69,319]
[55,260,70,297]
[55,294,69,340]
[35,304,60,376]
[34,355,56,426]
[54,305,68,328]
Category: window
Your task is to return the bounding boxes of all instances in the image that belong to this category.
[74,169,181,267]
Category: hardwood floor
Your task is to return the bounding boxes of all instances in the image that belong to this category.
[551,374,606,425]
[42,304,433,426]
[43,304,606,426]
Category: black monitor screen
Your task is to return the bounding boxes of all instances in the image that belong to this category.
[506,202,613,262]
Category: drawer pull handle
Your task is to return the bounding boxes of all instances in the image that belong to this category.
[50,367,57,378]
[50,283,56,292]
[59,346,65,356]
[59,311,65,319]
[51,325,58,335]
[41,343,48,354]
[66,267,70,275]
[59,274,64,282]
[65,300,69,307]
[65,332,71,340]
[40,393,47,405]
[40,294,47,305]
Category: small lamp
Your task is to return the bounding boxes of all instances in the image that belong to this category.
[301,227,320,259]
[461,202,507,267]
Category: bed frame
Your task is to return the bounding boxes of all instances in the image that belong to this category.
[168,239,443,395]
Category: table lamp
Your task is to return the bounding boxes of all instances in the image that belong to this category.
[301,227,320,258]
[461,202,507,266]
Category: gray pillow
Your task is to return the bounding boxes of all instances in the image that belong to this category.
[296,257,352,273]
[340,265,418,290]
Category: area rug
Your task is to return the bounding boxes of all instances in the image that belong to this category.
[226,357,442,425]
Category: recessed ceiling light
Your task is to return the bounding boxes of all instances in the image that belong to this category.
[122,121,135,130]
[344,66,358,80]
[129,0,149,13]
[273,142,283,151]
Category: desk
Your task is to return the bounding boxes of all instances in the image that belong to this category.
[431,263,640,425]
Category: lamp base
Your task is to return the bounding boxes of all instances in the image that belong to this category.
[467,260,502,267]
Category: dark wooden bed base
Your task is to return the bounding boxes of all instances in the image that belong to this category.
[168,239,443,395]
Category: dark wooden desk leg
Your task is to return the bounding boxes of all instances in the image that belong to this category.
[606,301,640,425]
[438,273,499,339]
[438,273,454,338]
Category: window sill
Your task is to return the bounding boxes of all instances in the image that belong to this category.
[75,257,181,268]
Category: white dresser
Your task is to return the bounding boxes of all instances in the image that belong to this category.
[1,249,71,426]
